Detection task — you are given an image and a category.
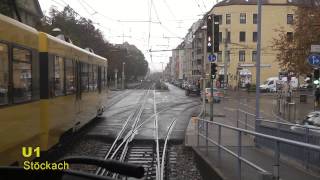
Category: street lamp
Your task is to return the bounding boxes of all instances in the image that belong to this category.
[122,62,125,89]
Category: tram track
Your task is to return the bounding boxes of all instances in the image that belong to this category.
[43,83,202,180]
[93,86,181,179]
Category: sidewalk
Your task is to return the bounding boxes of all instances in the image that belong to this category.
[185,94,319,180]
[223,89,314,123]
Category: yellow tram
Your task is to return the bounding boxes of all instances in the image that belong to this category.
[0,14,108,165]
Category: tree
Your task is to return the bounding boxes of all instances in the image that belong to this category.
[36,6,148,80]
[272,1,320,75]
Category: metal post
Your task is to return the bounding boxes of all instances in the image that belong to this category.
[218,125,221,166]
[304,127,310,169]
[236,108,239,128]
[197,119,200,147]
[115,69,118,89]
[288,103,292,122]
[224,28,228,90]
[122,62,125,90]
[206,121,208,155]
[237,131,242,180]
[210,79,214,121]
[294,103,296,122]
[273,140,280,180]
[255,0,263,130]
[245,113,248,133]
[203,78,206,116]
[203,27,207,118]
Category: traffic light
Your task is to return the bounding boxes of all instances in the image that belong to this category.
[314,69,320,85]
[207,14,213,53]
[213,15,220,53]
[211,63,217,80]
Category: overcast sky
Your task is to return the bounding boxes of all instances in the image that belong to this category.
[39,0,216,72]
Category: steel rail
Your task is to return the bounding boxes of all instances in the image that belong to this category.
[96,89,150,176]
[153,89,161,180]
[160,118,177,180]
[112,89,150,179]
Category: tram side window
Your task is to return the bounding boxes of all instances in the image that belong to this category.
[54,56,65,96]
[81,63,89,92]
[13,48,32,103]
[88,64,94,91]
[92,65,98,91]
[0,43,9,105]
[66,59,75,94]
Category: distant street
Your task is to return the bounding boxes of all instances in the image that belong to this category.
[88,84,201,140]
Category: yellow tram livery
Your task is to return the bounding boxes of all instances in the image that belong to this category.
[0,14,108,165]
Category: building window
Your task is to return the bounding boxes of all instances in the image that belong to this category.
[53,56,65,96]
[227,31,231,43]
[226,51,230,62]
[65,59,75,95]
[239,31,246,42]
[253,32,257,42]
[252,51,257,62]
[219,32,222,43]
[0,43,9,105]
[13,48,32,103]
[239,50,245,62]
[218,51,222,62]
[253,13,257,24]
[240,13,246,24]
[217,15,223,24]
[287,32,293,42]
[287,14,293,24]
[226,14,231,24]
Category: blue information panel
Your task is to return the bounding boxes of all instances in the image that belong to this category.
[208,54,217,62]
[308,54,320,66]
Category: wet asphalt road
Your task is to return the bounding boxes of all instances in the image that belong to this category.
[88,83,201,140]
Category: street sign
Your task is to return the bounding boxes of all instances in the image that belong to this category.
[311,45,320,53]
[307,54,320,66]
[208,54,217,62]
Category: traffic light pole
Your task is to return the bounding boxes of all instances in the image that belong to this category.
[210,70,214,121]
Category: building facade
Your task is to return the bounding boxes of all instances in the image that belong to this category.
[207,0,297,88]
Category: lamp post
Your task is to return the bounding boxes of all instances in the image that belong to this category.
[256,0,262,126]
[122,62,125,89]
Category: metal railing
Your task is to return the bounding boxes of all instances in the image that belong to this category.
[196,117,320,180]
[236,109,320,170]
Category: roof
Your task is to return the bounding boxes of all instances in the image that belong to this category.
[213,0,319,7]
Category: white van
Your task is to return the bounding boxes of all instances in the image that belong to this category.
[260,76,298,92]
[260,77,278,92]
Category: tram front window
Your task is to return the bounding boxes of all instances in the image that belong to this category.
[12,48,32,103]
[0,43,9,105]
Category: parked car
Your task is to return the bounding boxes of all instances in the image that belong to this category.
[290,111,320,136]
[200,88,223,103]
[185,84,200,96]
[182,81,189,89]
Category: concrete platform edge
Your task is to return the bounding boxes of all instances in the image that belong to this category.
[191,146,226,180]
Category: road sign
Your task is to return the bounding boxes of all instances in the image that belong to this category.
[208,54,217,62]
[307,54,320,66]
[311,45,320,53]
